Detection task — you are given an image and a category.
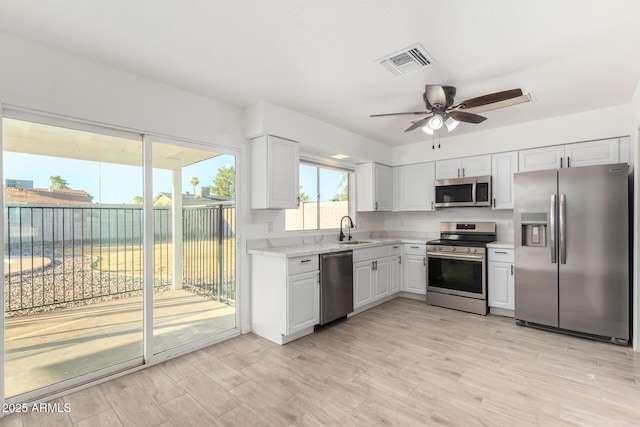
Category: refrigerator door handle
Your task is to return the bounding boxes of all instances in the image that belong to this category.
[549,194,557,264]
[559,194,567,264]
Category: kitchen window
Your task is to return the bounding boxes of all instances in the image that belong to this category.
[285,163,350,231]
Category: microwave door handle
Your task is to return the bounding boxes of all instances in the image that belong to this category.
[549,194,557,264]
[472,180,477,205]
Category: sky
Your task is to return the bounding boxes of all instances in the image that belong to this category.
[3,151,235,204]
[299,164,347,202]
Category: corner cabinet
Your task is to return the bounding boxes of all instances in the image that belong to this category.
[250,135,300,209]
[356,163,393,212]
[491,151,518,209]
[488,248,514,316]
[250,254,319,344]
[353,244,401,311]
[393,162,435,211]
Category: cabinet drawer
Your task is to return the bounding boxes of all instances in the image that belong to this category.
[403,244,426,256]
[388,244,402,256]
[353,246,390,262]
[288,255,319,275]
[488,248,514,262]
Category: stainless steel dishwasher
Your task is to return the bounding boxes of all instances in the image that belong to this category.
[319,251,354,325]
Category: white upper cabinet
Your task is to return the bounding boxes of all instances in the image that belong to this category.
[519,138,622,173]
[564,138,619,168]
[393,162,435,211]
[518,145,565,172]
[435,155,491,179]
[491,151,518,210]
[356,162,393,212]
[251,135,299,209]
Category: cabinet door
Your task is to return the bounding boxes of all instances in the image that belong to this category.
[373,163,393,211]
[394,163,435,211]
[461,155,492,177]
[374,257,390,300]
[268,136,300,208]
[435,158,462,180]
[519,146,565,172]
[287,271,319,334]
[491,151,518,209]
[354,260,374,308]
[565,139,619,168]
[488,262,514,310]
[404,254,427,294]
[390,255,402,293]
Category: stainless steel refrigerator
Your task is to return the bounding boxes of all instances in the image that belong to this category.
[514,163,629,344]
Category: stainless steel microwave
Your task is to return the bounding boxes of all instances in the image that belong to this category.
[434,175,492,208]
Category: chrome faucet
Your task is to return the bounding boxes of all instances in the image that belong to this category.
[339,215,354,241]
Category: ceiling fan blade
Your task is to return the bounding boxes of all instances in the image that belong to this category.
[464,92,532,114]
[370,111,428,117]
[455,89,523,110]
[404,116,431,132]
[448,111,487,124]
[424,85,447,109]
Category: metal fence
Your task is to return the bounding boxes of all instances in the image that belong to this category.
[3,204,235,313]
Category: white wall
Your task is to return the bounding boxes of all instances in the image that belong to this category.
[393,105,631,165]
[631,81,640,351]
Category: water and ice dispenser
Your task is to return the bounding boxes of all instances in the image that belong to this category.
[520,213,547,247]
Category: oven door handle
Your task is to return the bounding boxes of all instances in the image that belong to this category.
[427,252,485,261]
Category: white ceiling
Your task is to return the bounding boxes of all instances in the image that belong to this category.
[0,1,639,147]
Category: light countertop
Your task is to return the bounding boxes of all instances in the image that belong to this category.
[248,237,429,258]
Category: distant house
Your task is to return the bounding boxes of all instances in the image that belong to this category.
[4,187,94,205]
[152,189,232,207]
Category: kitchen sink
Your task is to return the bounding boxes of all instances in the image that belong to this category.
[339,240,372,245]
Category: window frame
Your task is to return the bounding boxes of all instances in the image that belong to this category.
[285,160,352,232]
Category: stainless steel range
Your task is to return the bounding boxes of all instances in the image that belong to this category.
[426,222,496,315]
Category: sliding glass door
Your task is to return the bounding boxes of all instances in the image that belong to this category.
[2,116,144,398]
[1,114,239,400]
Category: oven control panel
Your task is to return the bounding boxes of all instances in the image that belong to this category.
[427,245,486,255]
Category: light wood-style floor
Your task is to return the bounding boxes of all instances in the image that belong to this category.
[2,298,640,426]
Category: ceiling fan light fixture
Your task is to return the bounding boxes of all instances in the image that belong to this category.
[428,114,444,130]
[445,117,459,132]
[421,125,434,135]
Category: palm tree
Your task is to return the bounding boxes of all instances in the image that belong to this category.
[49,175,70,190]
[190,177,199,195]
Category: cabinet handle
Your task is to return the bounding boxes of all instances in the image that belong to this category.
[300,259,312,263]
[296,196,300,207]
[493,198,496,208]
[567,156,570,168]
[317,273,320,283]
[511,264,514,275]
[494,251,507,254]
[462,167,465,177]
[457,168,460,177]
[560,157,563,168]
[375,201,378,210]
[393,245,399,249]
[431,201,434,210]
[410,246,420,249]
[423,257,426,266]
[398,256,402,264]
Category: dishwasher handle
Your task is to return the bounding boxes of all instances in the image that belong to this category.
[321,251,353,259]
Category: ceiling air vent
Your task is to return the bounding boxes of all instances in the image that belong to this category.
[378,44,433,76]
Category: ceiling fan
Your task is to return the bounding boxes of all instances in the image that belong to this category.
[371,85,525,134]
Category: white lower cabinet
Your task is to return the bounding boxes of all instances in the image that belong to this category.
[251,254,319,344]
[287,270,320,334]
[353,244,401,310]
[488,248,515,315]
[403,244,427,295]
